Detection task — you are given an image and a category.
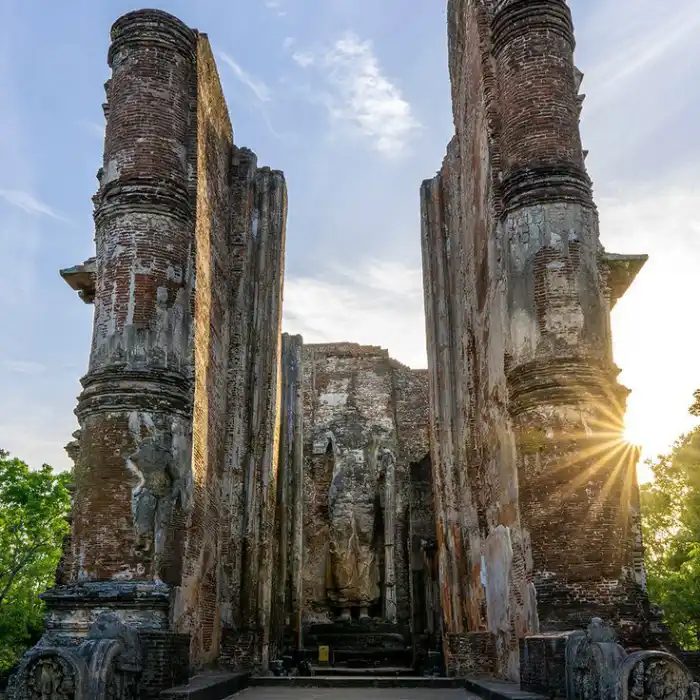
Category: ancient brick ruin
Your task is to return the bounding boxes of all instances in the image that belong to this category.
[420,0,651,679]
[8,2,698,700]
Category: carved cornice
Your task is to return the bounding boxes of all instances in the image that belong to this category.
[41,581,171,610]
[108,9,197,67]
[507,358,628,417]
[76,367,191,418]
[492,0,574,57]
[59,258,96,304]
[601,252,648,309]
[94,178,193,225]
[501,163,593,213]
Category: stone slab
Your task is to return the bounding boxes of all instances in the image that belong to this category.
[464,677,548,700]
[161,672,250,699]
[308,666,415,676]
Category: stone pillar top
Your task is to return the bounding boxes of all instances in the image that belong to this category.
[108,9,197,66]
[491,0,575,55]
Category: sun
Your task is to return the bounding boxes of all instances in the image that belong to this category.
[623,416,646,453]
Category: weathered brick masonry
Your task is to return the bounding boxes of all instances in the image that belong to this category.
[421,0,649,679]
[42,8,286,694]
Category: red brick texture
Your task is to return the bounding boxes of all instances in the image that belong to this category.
[70,10,197,585]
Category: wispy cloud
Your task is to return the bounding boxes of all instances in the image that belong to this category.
[283,259,426,368]
[218,50,286,138]
[219,51,272,103]
[2,359,46,375]
[290,32,420,158]
[0,188,67,221]
[264,0,287,17]
[292,51,315,68]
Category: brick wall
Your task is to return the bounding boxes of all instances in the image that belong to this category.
[272,334,305,653]
[219,147,258,634]
[69,9,197,585]
[138,631,191,699]
[175,34,234,668]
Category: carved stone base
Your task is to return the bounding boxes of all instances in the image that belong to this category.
[39,582,171,647]
[9,582,190,699]
[8,613,142,700]
[520,631,577,697]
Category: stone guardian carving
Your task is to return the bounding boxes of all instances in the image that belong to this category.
[125,412,193,582]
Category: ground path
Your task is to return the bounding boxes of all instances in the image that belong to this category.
[229,689,478,700]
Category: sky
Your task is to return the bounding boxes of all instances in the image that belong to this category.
[0,0,698,483]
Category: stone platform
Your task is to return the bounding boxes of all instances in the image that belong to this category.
[302,622,413,669]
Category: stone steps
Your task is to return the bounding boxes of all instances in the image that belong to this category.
[160,671,249,699]
[463,677,547,700]
[248,675,465,688]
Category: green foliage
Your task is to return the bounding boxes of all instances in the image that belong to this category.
[641,427,700,649]
[0,449,71,673]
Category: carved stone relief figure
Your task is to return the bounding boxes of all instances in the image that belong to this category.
[26,657,78,700]
[125,413,192,582]
[325,432,395,622]
[8,648,88,700]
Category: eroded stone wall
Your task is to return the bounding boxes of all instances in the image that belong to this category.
[421,0,648,679]
[219,161,287,671]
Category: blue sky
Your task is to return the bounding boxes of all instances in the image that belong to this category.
[1,0,699,477]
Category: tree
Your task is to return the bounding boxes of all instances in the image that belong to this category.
[0,449,71,673]
[640,427,700,649]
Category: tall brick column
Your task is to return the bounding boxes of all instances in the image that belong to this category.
[44,11,197,649]
[494,0,645,634]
